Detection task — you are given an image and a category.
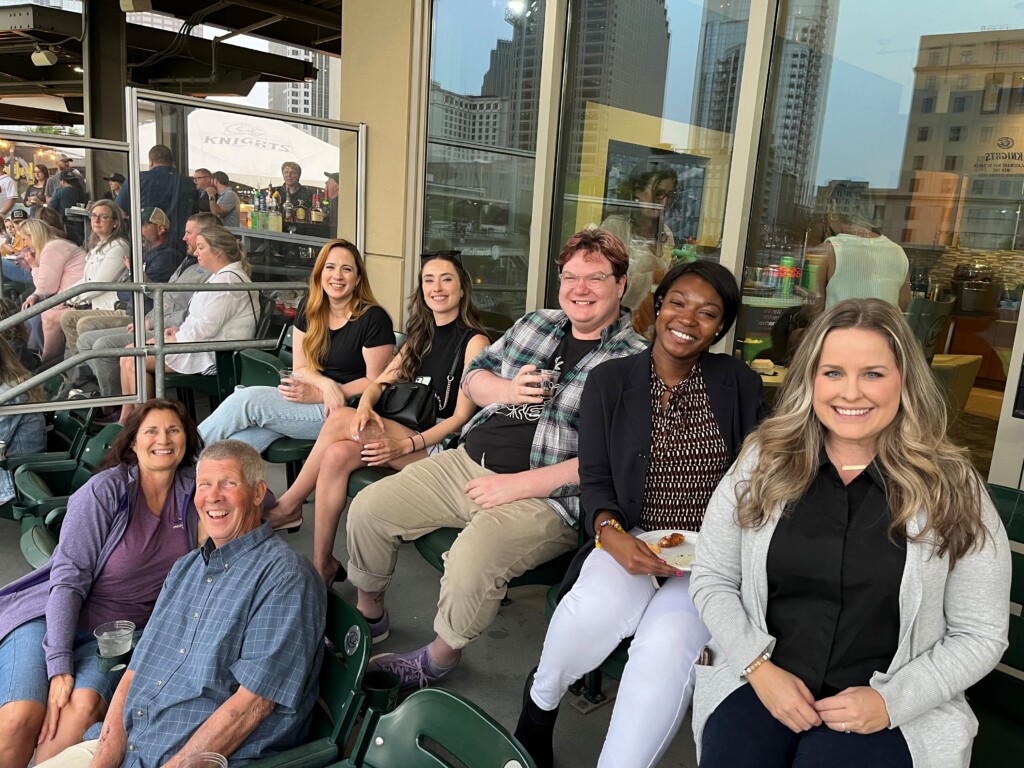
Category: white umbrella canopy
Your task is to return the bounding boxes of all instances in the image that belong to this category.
[138,108,340,189]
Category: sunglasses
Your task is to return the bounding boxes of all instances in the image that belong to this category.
[421,250,464,266]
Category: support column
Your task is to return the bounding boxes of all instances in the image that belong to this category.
[340,0,429,327]
[82,0,127,142]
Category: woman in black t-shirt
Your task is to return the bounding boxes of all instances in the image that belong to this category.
[268,252,490,584]
[199,238,395,455]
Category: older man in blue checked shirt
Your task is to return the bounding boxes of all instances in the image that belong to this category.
[38,440,326,768]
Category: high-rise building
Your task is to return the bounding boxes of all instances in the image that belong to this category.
[481,39,514,99]
[888,28,1024,249]
[694,0,838,216]
[268,44,333,141]
[502,0,670,161]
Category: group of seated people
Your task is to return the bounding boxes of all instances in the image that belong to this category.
[0,226,1013,768]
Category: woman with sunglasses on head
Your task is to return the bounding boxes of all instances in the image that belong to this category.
[18,219,86,368]
[514,261,766,768]
[691,299,1010,768]
[265,251,490,584]
[199,238,395,475]
[601,163,679,336]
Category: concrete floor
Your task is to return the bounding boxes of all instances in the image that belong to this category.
[0,459,699,768]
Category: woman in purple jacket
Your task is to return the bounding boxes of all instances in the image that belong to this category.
[0,399,202,768]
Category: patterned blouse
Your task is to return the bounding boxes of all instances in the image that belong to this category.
[639,360,730,532]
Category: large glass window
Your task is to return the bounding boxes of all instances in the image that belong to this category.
[422,0,545,337]
[546,0,750,337]
[735,0,1024,477]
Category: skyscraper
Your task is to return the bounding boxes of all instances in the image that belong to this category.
[693,0,838,216]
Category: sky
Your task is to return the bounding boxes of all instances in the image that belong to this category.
[428,0,1024,190]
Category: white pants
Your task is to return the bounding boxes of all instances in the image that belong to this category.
[34,739,98,768]
[531,545,710,768]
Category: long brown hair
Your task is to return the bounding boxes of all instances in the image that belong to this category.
[0,311,42,402]
[736,298,987,566]
[303,239,380,374]
[397,253,486,384]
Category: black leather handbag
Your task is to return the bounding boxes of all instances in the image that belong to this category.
[374,381,436,431]
[374,329,471,431]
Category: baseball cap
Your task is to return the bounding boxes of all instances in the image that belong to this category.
[141,207,170,227]
[324,171,339,183]
[103,172,125,183]
[10,207,29,222]
[60,170,78,182]
[59,154,73,162]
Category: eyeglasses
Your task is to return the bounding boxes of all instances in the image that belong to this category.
[89,213,113,222]
[421,250,463,266]
[559,272,613,287]
[649,188,677,203]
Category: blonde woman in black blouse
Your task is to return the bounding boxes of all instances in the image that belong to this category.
[691,299,1010,768]
[514,261,766,768]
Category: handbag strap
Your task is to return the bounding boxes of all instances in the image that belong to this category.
[434,328,474,413]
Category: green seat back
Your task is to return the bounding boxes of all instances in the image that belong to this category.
[244,588,371,768]
[969,485,1024,768]
[343,688,534,768]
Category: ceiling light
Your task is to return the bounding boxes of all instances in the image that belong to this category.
[119,0,154,11]
[31,48,58,67]
[73,66,83,74]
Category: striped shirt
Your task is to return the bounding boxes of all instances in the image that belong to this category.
[640,362,730,532]
[462,309,647,524]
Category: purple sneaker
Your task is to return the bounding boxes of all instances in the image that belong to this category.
[367,610,390,645]
[368,645,457,691]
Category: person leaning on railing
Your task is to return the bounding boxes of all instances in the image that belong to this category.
[118,225,257,425]
[73,213,216,403]
[18,218,86,369]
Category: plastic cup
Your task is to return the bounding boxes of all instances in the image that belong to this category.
[279,369,301,388]
[357,422,385,446]
[362,670,400,713]
[536,369,560,401]
[94,621,135,658]
[179,753,228,768]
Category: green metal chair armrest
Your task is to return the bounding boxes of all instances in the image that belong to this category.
[240,348,287,387]
[21,523,58,569]
[0,451,73,472]
[15,458,79,479]
[243,738,339,768]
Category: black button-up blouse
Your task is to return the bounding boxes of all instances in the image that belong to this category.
[765,451,907,697]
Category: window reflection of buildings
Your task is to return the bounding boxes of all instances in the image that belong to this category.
[889,29,1024,252]
[692,1,838,258]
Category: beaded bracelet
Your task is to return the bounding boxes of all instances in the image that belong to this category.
[742,651,771,678]
[594,518,624,549]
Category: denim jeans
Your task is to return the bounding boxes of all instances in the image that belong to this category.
[198,385,326,453]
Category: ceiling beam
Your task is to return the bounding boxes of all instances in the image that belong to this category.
[0,101,79,125]
[150,0,340,29]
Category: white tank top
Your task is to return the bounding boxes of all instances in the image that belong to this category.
[825,233,908,310]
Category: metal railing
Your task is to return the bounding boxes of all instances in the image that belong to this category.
[0,280,306,414]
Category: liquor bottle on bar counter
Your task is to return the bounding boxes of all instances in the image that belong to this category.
[310,192,324,224]
[294,198,308,224]
[282,196,294,224]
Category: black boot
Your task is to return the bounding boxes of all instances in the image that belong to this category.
[513,668,558,768]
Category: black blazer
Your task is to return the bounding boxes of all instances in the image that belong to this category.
[559,348,767,596]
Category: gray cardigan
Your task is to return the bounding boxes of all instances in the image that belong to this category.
[689,445,1011,767]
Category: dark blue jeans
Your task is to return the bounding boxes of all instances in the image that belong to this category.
[700,683,912,768]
